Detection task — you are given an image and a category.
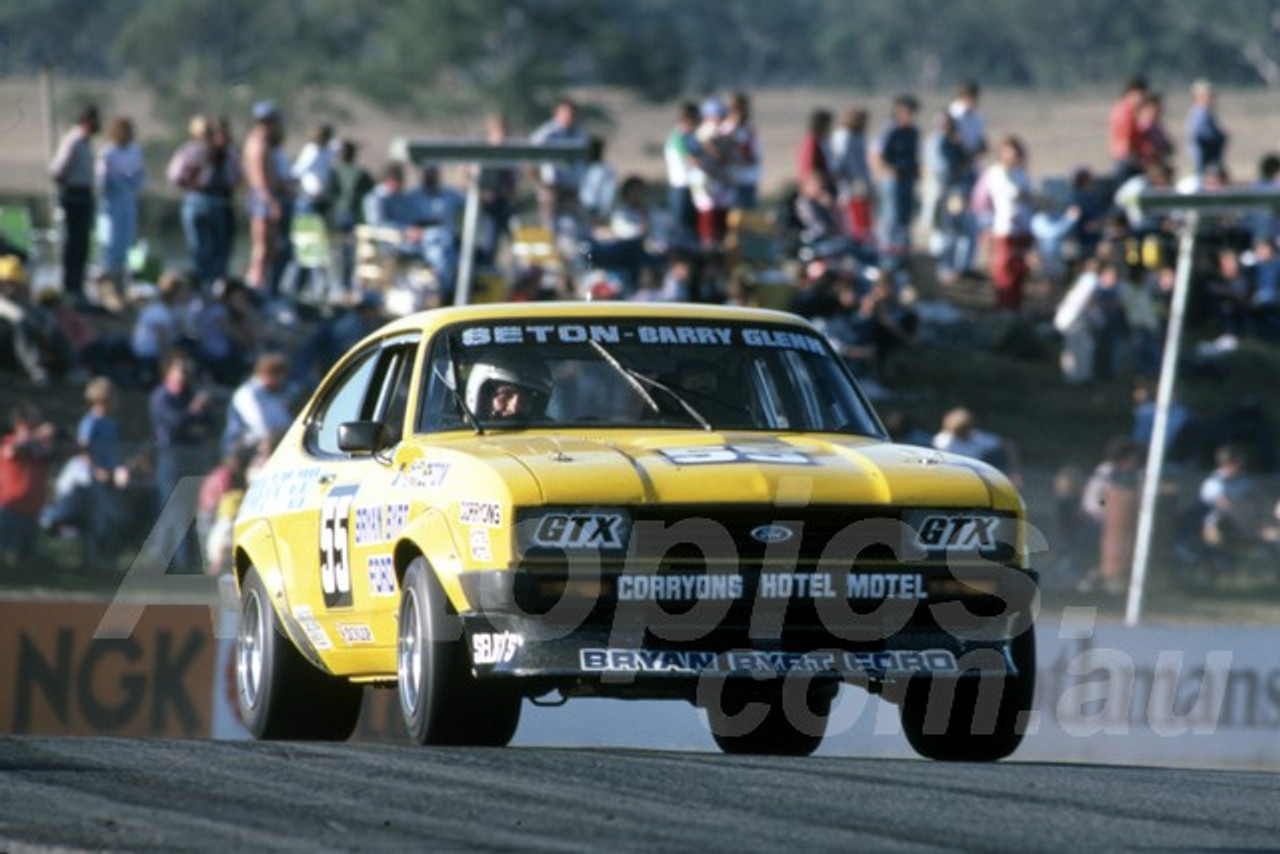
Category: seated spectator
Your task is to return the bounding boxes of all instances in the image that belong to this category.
[579,135,618,224]
[363,162,415,231]
[0,257,65,386]
[222,351,293,455]
[933,407,1020,480]
[289,290,386,389]
[41,377,131,560]
[792,172,866,263]
[1132,378,1200,463]
[0,401,56,567]
[1247,237,1280,339]
[197,277,259,387]
[131,272,189,386]
[404,164,465,302]
[1177,443,1262,578]
[32,286,135,385]
[584,175,655,292]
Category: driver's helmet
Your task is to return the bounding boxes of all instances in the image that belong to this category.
[465,350,553,417]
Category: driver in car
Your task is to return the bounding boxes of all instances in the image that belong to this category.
[465,353,553,421]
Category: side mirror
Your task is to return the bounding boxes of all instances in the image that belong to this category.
[337,420,390,454]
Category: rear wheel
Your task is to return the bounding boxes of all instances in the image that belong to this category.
[707,678,835,756]
[397,557,521,745]
[899,629,1036,762]
[236,567,364,740]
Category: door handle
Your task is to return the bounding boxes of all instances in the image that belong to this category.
[317,473,335,485]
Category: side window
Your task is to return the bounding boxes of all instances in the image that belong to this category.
[369,344,418,443]
[417,340,465,433]
[307,350,379,456]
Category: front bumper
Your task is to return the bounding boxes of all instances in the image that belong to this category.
[455,566,1037,698]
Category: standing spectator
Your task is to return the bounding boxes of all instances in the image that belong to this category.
[222,351,293,455]
[241,101,288,294]
[1134,92,1173,172]
[1089,261,1130,380]
[947,80,988,164]
[1109,77,1148,181]
[96,116,145,295]
[476,114,518,266]
[168,115,236,290]
[213,117,241,272]
[663,102,702,246]
[530,96,586,231]
[149,352,215,572]
[830,107,873,246]
[1186,79,1229,178]
[722,91,762,210]
[925,111,972,282]
[947,81,987,277]
[327,138,375,293]
[797,108,835,196]
[291,122,335,218]
[690,98,734,248]
[1076,437,1144,592]
[977,135,1033,312]
[49,104,101,304]
[872,95,921,266]
[0,402,56,567]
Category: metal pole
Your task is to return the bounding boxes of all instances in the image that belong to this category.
[1126,210,1199,625]
[454,164,482,306]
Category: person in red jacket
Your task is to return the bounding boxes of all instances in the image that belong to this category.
[0,401,56,568]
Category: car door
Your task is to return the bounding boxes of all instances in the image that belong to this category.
[335,335,421,654]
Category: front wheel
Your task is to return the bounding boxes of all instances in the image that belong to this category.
[236,567,364,740]
[397,557,521,745]
[899,629,1036,762]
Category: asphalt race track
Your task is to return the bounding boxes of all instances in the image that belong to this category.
[1,738,1279,852]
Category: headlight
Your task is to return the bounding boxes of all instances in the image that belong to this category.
[515,507,633,557]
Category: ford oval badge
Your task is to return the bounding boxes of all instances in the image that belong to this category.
[750,524,794,544]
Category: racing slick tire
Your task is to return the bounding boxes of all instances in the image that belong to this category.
[707,677,836,756]
[899,628,1036,762]
[236,567,364,740]
[397,557,522,746]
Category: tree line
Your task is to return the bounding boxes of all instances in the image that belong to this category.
[3,0,1280,128]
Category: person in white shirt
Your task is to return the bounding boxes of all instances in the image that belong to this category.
[292,123,335,217]
[975,135,1033,311]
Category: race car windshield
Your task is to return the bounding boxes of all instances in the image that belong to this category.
[417,318,883,435]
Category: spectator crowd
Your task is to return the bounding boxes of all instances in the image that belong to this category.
[3,77,1280,594]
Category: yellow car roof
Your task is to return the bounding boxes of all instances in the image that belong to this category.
[376,301,814,340]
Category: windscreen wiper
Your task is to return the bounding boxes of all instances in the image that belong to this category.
[440,336,484,435]
[589,339,713,431]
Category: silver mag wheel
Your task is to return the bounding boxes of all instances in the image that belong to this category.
[237,582,267,714]
[397,580,424,721]
[397,556,521,746]
[235,566,364,740]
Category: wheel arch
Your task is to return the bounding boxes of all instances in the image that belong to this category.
[395,509,471,613]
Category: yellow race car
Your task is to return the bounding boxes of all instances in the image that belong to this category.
[233,301,1037,759]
